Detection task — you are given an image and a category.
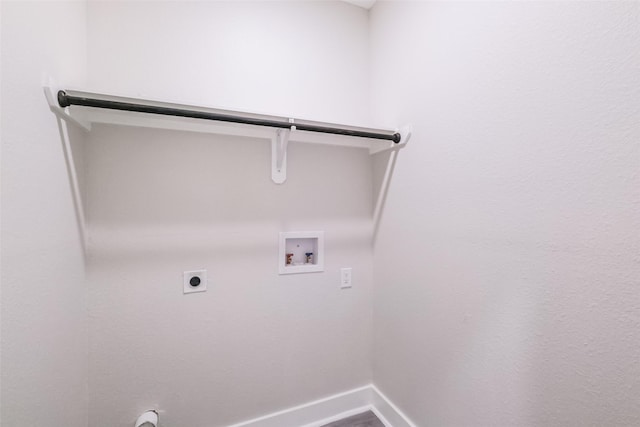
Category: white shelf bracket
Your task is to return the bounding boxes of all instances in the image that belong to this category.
[42,80,89,254]
[271,127,290,184]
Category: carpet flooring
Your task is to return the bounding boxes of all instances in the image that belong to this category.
[320,410,385,427]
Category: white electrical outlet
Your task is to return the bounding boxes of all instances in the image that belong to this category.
[340,267,352,289]
[183,269,207,294]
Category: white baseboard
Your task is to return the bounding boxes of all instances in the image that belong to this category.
[300,405,376,427]
[370,385,417,427]
[225,384,416,427]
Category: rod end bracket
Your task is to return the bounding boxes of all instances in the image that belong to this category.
[398,125,412,147]
[57,90,70,108]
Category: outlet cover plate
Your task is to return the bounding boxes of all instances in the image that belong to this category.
[341,267,352,288]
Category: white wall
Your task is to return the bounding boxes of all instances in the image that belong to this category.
[7,3,638,426]
[370,2,640,426]
[87,0,370,126]
[85,2,374,426]
[0,1,88,426]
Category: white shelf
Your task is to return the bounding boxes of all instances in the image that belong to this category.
[44,84,410,243]
[45,86,410,185]
[47,88,409,148]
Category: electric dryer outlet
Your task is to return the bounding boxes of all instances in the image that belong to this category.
[184,270,207,294]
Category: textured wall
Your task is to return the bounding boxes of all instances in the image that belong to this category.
[1,1,88,426]
[85,2,374,426]
[370,2,640,426]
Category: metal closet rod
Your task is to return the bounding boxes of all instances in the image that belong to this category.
[57,91,401,143]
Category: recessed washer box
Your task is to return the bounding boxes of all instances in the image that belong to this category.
[279,231,324,275]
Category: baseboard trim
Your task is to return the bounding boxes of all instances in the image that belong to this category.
[300,405,375,427]
[225,384,416,427]
[226,385,372,427]
[370,385,417,427]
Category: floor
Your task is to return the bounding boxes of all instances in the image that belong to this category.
[321,410,385,427]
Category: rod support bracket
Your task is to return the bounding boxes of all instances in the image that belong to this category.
[271,128,290,184]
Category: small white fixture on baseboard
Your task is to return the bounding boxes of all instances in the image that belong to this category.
[134,410,159,427]
[279,231,324,275]
[184,269,207,294]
